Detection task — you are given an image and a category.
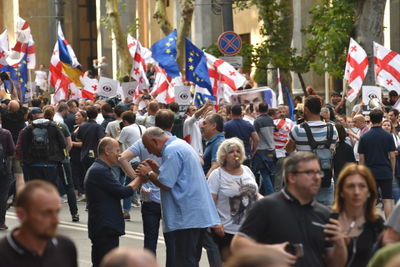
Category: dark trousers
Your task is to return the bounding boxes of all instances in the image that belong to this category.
[173,228,205,267]
[24,165,59,185]
[91,235,119,267]
[58,161,78,216]
[71,158,85,194]
[141,201,175,267]
[202,231,222,267]
[211,232,234,261]
[0,167,11,225]
[82,156,95,177]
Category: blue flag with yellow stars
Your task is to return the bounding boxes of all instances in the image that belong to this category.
[151,29,180,78]
[185,37,212,94]
[1,51,28,102]
[194,85,215,107]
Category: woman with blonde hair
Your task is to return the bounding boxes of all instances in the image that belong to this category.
[332,163,384,267]
[207,137,260,261]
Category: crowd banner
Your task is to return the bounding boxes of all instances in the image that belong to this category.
[174,85,192,106]
[121,81,138,100]
[81,76,98,100]
[362,85,381,113]
[97,77,119,98]
[229,87,277,108]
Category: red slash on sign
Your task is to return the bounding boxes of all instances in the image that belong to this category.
[217,31,242,56]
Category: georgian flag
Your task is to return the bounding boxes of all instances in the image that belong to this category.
[374,42,400,94]
[127,34,150,89]
[0,30,9,68]
[204,52,246,103]
[6,17,36,69]
[344,38,368,103]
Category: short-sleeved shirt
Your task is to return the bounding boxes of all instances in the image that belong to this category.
[254,114,275,151]
[224,119,256,157]
[105,119,122,139]
[289,121,338,151]
[183,115,203,156]
[0,230,78,267]
[238,189,332,267]
[208,166,258,234]
[358,126,396,180]
[202,133,225,174]
[128,139,161,203]
[158,136,220,232]
[386,201,400,233]
[118,123,145,151]
[77,120,105,160]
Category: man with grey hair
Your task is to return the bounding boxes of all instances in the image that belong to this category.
[136,127,220,267]
[231,152,347,267]
[85,137,142,267]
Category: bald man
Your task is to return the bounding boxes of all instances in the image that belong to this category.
[100,248,158,267]
[347,114,370,162]
[85,137,142,267]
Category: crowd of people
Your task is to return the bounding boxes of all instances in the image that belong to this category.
[3,71,400,267]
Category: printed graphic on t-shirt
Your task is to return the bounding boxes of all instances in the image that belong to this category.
[229,183,257,224]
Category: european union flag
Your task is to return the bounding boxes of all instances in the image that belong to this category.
[1,52,28,102]
[151,29,180,78]
[194,86,215,107]
[185,38,212,94]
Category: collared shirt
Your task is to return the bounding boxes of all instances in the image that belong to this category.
[158,136,220,232]
[358,126,396,179]
[129,139,161,203]
[0,229,77,267]
[202,132,225,174]
[238,189,332,267]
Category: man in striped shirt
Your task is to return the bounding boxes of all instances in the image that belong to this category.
[286,96,338,206]
[273,106,294,191]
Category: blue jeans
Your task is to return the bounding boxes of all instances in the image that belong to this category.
[252,151,276,196]
[316,183,334,206]
[173,228,205,267]
[393,178,400,203]
[141,201,175,267]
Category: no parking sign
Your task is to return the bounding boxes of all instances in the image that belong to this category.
[217,31,242,56]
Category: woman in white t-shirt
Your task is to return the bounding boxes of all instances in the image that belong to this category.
[208,137,260,261]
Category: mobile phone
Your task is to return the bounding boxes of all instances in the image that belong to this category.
[285,243,304,257]
[326,212,339,238]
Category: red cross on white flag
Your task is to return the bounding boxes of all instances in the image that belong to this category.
[127,34,149,90]
[374,42,400,94]
[344,38,368,103]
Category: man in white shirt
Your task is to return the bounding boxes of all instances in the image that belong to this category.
[54,103,68,123]
[34,64,48,96]
[183,101,212,157]
[118,111,146,151]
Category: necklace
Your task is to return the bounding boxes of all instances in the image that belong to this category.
[342,212,364,235]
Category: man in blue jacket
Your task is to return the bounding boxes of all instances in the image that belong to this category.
[85,137,142,267]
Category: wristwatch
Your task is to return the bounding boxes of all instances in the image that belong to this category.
[145,170,154,180]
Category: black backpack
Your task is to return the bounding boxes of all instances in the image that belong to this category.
[30,121,50,159]
[302,122,334,170]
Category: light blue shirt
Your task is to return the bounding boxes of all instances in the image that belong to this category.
[129,140,161,203]
[158,136,220,232]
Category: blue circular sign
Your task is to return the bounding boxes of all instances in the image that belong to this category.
[217,31,242,56]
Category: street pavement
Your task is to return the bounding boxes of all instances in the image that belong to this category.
[0,199,210,267]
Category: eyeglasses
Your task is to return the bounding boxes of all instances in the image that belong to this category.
[293,170,324,177]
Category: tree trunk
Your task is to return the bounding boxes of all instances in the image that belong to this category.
[297,72,308,96]
[105,0,131,79]
[354,0,386,85]
[153,0,173,36]
[176,0,194,71]
[279,0,293,93]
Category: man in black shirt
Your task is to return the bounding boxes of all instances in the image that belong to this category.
[0,180,78,267]
[231,152,347,267]
[77,106,105,172]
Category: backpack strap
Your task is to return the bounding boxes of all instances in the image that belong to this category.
[325,124,334,149]
[136,123,143,137]
[302,122,333,149]
[302,122,318,149]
